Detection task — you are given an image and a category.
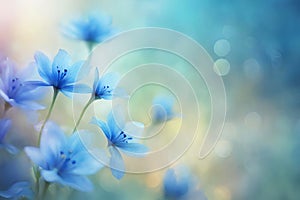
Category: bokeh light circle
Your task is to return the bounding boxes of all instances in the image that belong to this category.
[214,39,231,57]
[214,58,230,76]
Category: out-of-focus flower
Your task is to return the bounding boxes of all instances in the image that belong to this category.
[163,167,207,200]
[151,95,179,123]
[93,68,124,100]
[91,111,148,179]
[0,58,45,111]
[24,122,102,191]
[0,119,18,155]
[0,181,33,200]
[31,49,91,97]
[62,13,117,49]
[164,168,189,199]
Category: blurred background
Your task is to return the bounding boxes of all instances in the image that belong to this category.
[1,0,300,199]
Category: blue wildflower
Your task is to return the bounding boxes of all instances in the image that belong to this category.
[0,181,33,200]
[91,111,148,179]
[0,58,44,110]
[93,68,122,100]
[152,95,179,123]
[24,122,102,191]
[0,119,18,155]
[62,13,117,48]
[31,49,90,97]
[163,167,207,200]
[164,168,189,199]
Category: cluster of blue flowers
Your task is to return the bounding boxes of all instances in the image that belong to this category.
[0,12,206,200]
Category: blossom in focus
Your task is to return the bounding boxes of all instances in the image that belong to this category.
[91,111,148,179]
[0,58,45,111]
[24,122,102,191]
[31,49,91,97]
[0,119,18,154]
[0,181,33,200]
[93,68,123,100]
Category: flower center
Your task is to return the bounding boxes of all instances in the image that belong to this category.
[114,131,132,144]
[56,150,76,172]
[8,77,23,97]
[56,66,68,87]
[96,85,112,98]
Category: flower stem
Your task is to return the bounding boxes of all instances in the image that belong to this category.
[40,181,50,199]
[72,96,94,133]
[37,88,59,146]
[86,42,95,53]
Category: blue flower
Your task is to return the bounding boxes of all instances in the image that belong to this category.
[0,58,45,110]
[163,167,207,200]
[0,119,18,154]
[91,111,148,179]
[164,168,189,199]
[0,181,33,200]
[31,49,91,97]
[152,95,178,123]
[24,122,102,191]
[62,13,116,45]
[93,68,123,100]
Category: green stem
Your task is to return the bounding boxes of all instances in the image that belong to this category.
[40,181,50,199]
[33,167,40,199]
[86,42,95,53]
[72,96,94,133]
[38,87,59,146]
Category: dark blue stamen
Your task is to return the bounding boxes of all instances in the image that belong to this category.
[56,66,68,84]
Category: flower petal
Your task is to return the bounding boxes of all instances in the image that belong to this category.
[117,143,148,155]
[52,49,71,72]
[90,117,111,140]
[0,181,32,199]
[163,169,178,197]
[24,147,47,169]
[163,168,190,198]
[67,60,86,82]
[15,101,45,111]
[41,170,61,182]
[69,151,103,175]
[93,68,100,91]
[98,72,120,90]
[40,122,67,167]
[42,169,93,191]
[107,111,124,139]
[0,119,11,142]
[60,173,93,192]
[24,81,51,87]
[0,90,12,103]
[109,146,125,180]
[62,84,91,94]
[34,51,52,84]
[95,72,120,99]
[3,144,19,155]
